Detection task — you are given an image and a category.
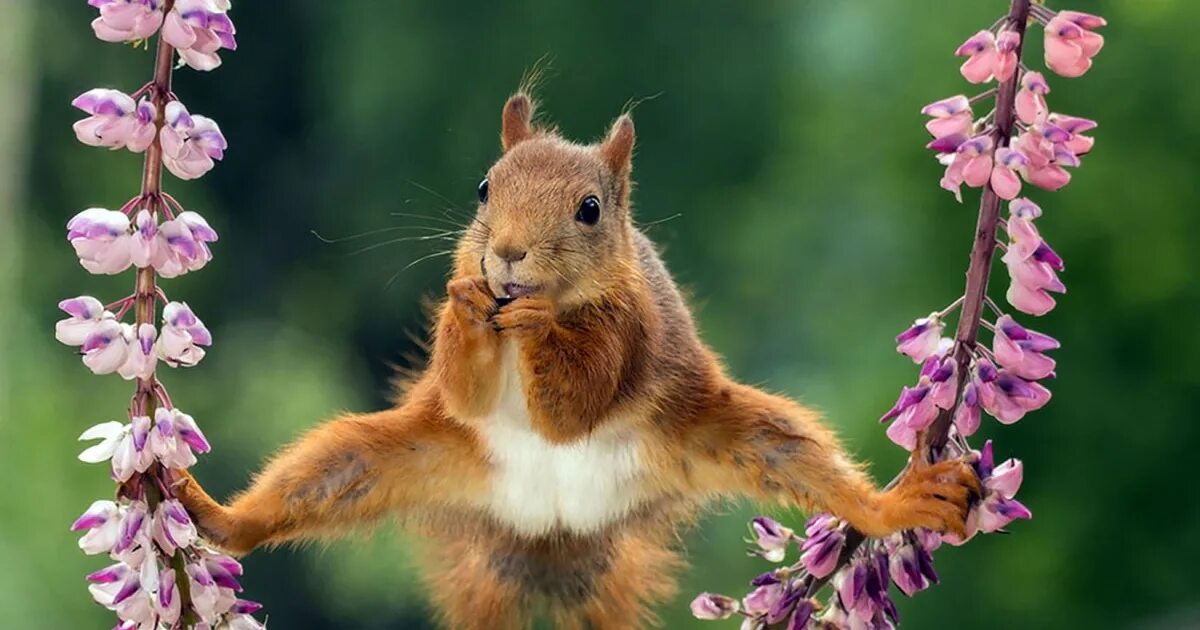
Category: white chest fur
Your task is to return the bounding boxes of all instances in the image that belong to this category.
[478,342,644,536]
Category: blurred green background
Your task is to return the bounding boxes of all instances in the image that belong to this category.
[2,1,1197,628]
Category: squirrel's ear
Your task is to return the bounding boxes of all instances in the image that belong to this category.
[500,93,535,152]
[600,114,635,177]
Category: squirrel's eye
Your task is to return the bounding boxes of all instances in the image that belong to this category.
[576,195,601,226]
[477,178,489,203]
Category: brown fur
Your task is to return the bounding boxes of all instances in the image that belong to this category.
[175,92,978,628]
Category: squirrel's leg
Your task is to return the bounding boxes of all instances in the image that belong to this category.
[175,384,486,555]
[432,276,506,418]
[677,380,978,537]
[492,297,629,443]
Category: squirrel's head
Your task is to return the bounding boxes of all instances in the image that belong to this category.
[457,92,637,308]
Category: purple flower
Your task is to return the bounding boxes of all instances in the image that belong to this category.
[993,314,1059,380]
[882,354,957,450]
[742,580,784,617]
[974,359,1052,424]
[895,315,945,363]
[162,0,237,71]
[748,516,794,562]
[158,301,212,367]
[1002,200,1065,316]
[799,514,845,578]
[89,0,165,43]
[885,534,939,596]
[945,441,1032,545]
[161,101,228,180]
[72,89,157,153]
[690,593,739,620]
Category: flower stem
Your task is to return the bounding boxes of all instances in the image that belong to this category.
[131,2,199,623]
[924,0,1030,456]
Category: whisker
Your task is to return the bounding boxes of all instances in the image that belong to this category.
[347,231,463,257]
[384,250,456,290]
[311,225,458,244]
[388,211,470,229]
[636,213,683,229]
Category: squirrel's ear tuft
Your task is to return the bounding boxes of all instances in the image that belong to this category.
[600,114,635,177]
[501,93,535,152]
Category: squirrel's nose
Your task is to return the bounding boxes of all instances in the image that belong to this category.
[493,243,527,264]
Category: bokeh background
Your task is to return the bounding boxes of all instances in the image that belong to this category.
[2,1,1197,628]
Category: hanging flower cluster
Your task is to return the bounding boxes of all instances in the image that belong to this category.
[62,1,262,628]
[692,2,1101,627]
[89,0,237,71]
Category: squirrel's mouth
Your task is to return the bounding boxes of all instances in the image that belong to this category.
[500,283,540,299]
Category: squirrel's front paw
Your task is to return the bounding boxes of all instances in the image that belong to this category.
[492,296,554,338]
[447,276,498,330]
[876,459,980,537]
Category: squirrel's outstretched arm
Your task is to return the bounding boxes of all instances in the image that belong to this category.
[672,380,978,537]
[175,383,486,555]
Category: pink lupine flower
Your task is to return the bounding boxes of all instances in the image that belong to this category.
[895,315,944,363]
[55,296,111,346]
[72,499,124,554]
[152,499,198,555]
[1002,204,1065,316]
[1014,127,1072,191]
[154,211,219,277]
[72,89,157,152]
[78,418,156,482]
[89,0,165,43]
[799,514,845,578]
[1015,71,1050,125]
[1044,11,1105,78]
[939,134,993,202]
[946,441,1031,545]
[990,146,1029,200]
[993,31,1020,82]
[921,95,973,144]
[972,359,1051,424]
[158,301,212,366]
[742,586,782,619]
[749,516,794,562]
[161,101,228,180]
[67,207,134,275]
[163,0,238,71]
[993,315,1058,380]
[955,30,998,84]
[953,380,982,437]
[1048,113,1098,159]
[882,354,956,450]
[690,593,740,620]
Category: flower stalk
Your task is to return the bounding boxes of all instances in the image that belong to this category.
[61,1,258,627]
[692,0,1104,626]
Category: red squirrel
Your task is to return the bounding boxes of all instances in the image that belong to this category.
[175,92,979,629]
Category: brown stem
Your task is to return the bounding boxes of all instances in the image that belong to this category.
[805,0,1032,599]
[130,1,198,624]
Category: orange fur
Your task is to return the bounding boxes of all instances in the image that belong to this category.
[176,91,978,628]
